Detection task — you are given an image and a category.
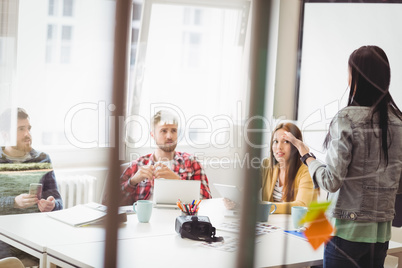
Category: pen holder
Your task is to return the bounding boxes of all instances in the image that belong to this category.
[179,202,199,216]
[181,211,198,216]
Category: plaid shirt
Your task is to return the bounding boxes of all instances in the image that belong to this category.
[120,152,212,205]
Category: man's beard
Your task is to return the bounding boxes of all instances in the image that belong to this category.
[158,143,177,153]
[16,139,32,152]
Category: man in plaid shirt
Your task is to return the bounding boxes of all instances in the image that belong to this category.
[120,110,212,205]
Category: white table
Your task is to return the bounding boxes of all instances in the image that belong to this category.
[44,200,324,268]
[1,199,402,268]
[46,230,324,268]
[0,206,183,268]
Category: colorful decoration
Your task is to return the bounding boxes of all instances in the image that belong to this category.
[299,201,334,250]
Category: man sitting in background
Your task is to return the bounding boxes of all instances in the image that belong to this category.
[0,107,62,213]
[119,110,212,205]
[0,107,63,264]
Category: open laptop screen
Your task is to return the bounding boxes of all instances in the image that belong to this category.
[153,179,201,207]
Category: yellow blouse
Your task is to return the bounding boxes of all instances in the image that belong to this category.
[260,158,318,214]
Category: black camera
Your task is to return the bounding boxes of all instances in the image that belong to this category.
[175,215,223,243]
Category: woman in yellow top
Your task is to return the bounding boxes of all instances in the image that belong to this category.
[261,122,318,214]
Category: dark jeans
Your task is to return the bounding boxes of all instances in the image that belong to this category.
[324,236,388,268]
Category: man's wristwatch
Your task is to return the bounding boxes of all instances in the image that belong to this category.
[300,152,316,166]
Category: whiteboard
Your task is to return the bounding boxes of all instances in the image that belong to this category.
[297,2,402,130]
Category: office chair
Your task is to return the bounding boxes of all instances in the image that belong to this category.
[0,257,25,268]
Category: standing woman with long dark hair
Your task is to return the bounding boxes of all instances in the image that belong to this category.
[285,46,402,267]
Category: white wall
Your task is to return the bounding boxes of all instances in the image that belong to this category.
[296,2,402,165]
[299,3,402,124]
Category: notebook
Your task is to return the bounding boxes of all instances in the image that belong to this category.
[153,179,201,208]
[46,202,127,227]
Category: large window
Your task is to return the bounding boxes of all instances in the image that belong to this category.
[127,0,251,158]
[0,0,18,146]
[13,0,115,152]
[2,0,251,165]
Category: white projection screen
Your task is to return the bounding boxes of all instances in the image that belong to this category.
[296,0,402,156]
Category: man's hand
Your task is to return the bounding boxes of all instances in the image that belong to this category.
[130,165,155,186]
[38,196,56,212]
[154,163,180,180]
[223,198,237,210]
[14,194,38,209]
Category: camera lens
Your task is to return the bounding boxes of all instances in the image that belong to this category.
[197,224,208,235]
[182,223,192,233]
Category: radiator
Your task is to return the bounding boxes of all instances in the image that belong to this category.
[57,175,97,209]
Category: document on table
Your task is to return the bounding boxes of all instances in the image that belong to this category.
[217,221,281,236]
[199,236,262,252]
[47,202,127,227]
[283,230,307,240]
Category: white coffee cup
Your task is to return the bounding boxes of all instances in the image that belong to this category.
[133,200,153,223]
[291,206,308,229]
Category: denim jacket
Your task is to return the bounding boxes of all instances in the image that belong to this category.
[309,106,402,222]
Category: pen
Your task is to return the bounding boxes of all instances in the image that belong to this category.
[176,201,184,212]
[185,204,190,214]
[177,199,183,211]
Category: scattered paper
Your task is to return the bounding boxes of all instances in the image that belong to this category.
[217,221,281,236]
[200,236,261,252]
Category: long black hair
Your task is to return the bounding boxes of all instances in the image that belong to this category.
[324,45,402,165]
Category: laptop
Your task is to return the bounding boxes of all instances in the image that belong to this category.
[153,179,201,208]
